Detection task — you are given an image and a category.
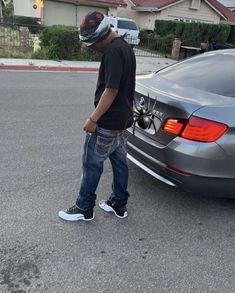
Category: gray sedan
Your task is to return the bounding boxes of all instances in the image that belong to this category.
[127,49,235,197]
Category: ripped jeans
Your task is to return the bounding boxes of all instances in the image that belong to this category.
[76,127,130,210]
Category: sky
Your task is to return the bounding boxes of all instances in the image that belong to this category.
[218,0,235,7]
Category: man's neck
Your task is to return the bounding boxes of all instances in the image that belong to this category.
[101,31,118,50]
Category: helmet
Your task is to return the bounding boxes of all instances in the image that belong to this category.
[79,11,110,46]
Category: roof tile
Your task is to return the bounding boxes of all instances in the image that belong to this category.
[207,0,235,22]
[94,0,126,6]
[131,0,181,9]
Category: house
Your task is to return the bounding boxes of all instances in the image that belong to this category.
[117,0,235,30]
[12,0,126,26]
[43,0,126,26]
[209,0,235,24]
[13,0,42,19]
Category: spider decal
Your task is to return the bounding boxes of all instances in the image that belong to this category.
[132,94,158,135]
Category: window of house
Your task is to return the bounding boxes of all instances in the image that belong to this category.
[168,15,213,24]
[168,15,198,23]
[190,0,201,10]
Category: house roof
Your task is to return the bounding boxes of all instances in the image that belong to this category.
[131,0,235,22]
[206,0,235,22]
[130,0,180,10]
[87,0,126,5]
[49,0,126,7]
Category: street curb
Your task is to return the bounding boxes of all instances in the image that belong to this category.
[0,64,99,72]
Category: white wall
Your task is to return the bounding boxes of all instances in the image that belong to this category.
[108,7,117,17]
[43,1,110,27]
[161,0,221,24]
[76,6,107,27]
[13,0,42,18]
[12,0,114,26]
[43,1,76,26]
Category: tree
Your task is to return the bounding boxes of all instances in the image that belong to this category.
[2,0,14,23]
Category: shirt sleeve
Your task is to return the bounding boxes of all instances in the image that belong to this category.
[104,48,123,90]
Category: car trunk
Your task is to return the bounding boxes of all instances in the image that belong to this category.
[133,75,233,146]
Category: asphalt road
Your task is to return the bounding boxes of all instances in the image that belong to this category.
[0,71,235,293]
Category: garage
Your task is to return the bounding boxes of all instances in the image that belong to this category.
[43,0,108,27]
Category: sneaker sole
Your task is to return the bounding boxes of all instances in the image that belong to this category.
[99,200,127,219]
[58,211,95,222]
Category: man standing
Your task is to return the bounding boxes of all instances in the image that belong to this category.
[58,11,136,221]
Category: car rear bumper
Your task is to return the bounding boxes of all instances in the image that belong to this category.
[125,37,140,45]
[127,132,235,198]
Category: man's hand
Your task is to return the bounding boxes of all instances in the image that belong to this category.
[83,118,97,133]
[83,88,118,133]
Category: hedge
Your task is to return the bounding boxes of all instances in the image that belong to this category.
[13,16,42,34]
[39,25,100,61]
[139,32,174,55]
[228,26,235,45]
[39,25,80,59]
[154,20,231,46]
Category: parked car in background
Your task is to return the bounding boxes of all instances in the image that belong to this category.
[211,42,234,50]
[109,16,140,46]
[127,49,235,197]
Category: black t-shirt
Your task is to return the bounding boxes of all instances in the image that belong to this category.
[94,37,136,130]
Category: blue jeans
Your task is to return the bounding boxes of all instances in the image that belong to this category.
[76,127,130,210]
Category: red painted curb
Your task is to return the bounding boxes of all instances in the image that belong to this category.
[0,64,99,72]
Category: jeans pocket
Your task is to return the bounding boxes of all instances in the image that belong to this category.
[94,135,115,157]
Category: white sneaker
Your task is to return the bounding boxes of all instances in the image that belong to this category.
[99,200,127,219]
[58,205,95,221]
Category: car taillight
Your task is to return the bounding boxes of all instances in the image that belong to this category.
[181,116,228,142]
[163,118,185,135]
[163,116,228,142]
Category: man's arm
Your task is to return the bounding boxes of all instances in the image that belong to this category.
[83,88,118,133]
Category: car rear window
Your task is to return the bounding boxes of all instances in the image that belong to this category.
[157,53,235,97]
[117,20,138,30]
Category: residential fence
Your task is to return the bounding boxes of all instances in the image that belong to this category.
[125,35,172,57]
[0,22,174,58]
[1,22,234,60]
[140,37,172,57]
[0,22,38,49]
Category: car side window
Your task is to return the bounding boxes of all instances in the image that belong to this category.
[117,20,138,30]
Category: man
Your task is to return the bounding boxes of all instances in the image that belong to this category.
[58,11,136,221]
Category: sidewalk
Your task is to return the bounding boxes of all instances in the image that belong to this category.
[0,56,177,74]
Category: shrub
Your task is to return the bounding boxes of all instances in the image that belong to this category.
[150,34,175,54]
[0,48,32,58]
[31,47,50,60]
[139,29,154,40]
[154,20,231,46]
[2,0,14,23]
[38,25,101,61]
[39,25,81,60]
[139,30,174,55]
[13,16,42,34]
[78,47,101,61]
[228,26,235,45]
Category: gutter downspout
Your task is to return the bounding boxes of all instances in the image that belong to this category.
[41,1,44,25]
[76,4,78,27]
